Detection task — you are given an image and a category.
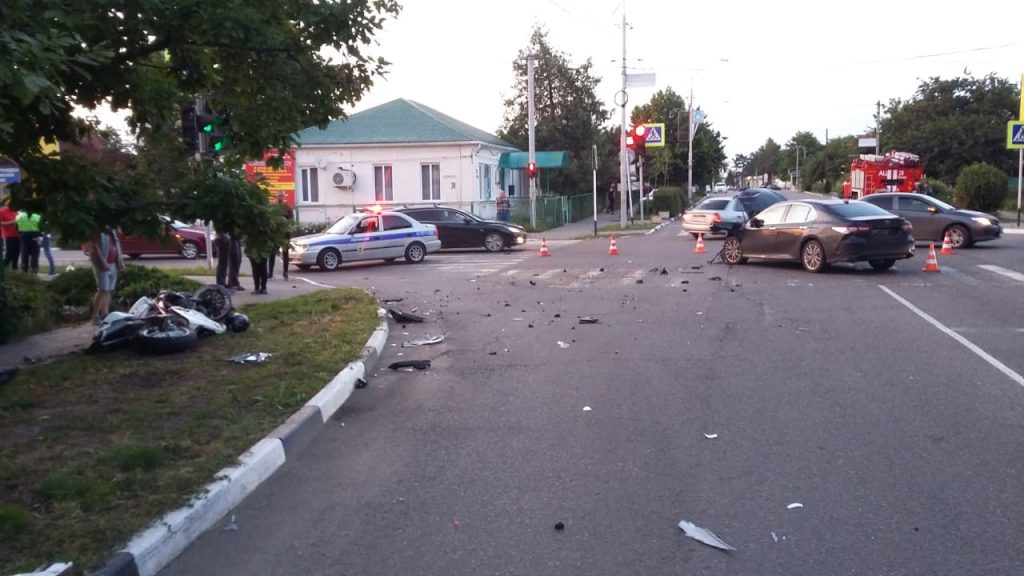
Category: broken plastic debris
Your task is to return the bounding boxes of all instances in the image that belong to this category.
[229,352,273,364]
[388,308,425,323]
[355,378,368,389]
[708,276,722,281]
[578,317,599,324]
[787,503,804,509]
[223,515,239,531]
[771,531,779,543]
[660,267,669,275]
[703,433,719,439]
[582,406,592,412]
[388,360,431,371]
[555,521,565,530]
[557,341,570,349]
[677,519,736,551]
[402,335,445,348]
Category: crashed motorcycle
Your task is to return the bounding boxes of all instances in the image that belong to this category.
[88,284,236,354]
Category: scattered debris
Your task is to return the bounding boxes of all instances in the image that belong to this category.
[529,280,537,286]
[599,267,605,272]
[452,519,461,527]
[229,352,273,364]
[708,276,722,281]
[703,433,719,439]
[660,267,669,275]
[578,317,599,324]
[554,313,561,318]
[555,521,565,531]
[787,503,804,510]
[402,335,445,348]
[388,360,431,371]
[388,308,425,323]
[691,265,701,270]
[355,378,368,389]
[582,406,592,411]
[677,519,736,551]
[488,352,498,356]
[557,341,570,349]
[223,515,239,531]
[381,297,404,304]
[22,355,40,365]
[771,531,779,543]
[636,279,644,284]
[680,280,689,284]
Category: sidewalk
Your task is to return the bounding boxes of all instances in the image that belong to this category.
[0,276,332,373]
[534,209,668,241]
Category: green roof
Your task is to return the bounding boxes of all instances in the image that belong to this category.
[294,98,516,148]
[498,151,570,169]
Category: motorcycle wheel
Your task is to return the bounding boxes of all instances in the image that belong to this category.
[135,323,198,355]
[193,284,234,321]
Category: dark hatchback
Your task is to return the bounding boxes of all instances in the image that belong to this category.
[860,192,1001,248]
[395,206,528,251]
[735,187,788,217]
[723,199,915,273]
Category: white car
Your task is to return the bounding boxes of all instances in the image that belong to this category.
[681,195,748,237]
[289,210,441,271]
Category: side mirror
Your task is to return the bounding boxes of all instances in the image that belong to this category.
[750,218,764,229]
[927,206,938,214]
[463,217,474,224]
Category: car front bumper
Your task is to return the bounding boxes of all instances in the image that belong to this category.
[288,246,321,266]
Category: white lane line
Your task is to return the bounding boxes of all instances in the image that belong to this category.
[978,264,1024,284]
[879,285,1024,388]
[293,276,335,289]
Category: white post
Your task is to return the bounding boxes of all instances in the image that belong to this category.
[618,8,629,229]
[1017,148,1022,227]
[639,159,645,221]
[592,144,598,236]
[687,87,694,202]
[527,55,537,230]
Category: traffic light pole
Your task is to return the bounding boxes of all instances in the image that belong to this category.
[527,55,537,230]
[194,96,214,271]
[618,9,629,229]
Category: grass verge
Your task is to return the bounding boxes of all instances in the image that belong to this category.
[0,288,380,574]
[159,266,250,278]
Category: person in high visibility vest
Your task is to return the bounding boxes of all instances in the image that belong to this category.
[15,210,42,273]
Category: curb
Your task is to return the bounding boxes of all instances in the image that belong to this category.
[92,307,390,576]
[645,217,678,235]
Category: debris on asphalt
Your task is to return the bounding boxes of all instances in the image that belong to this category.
[557,341,570,349]
[636,279,644,284]
[680,280,689,284]
[388,359,431,371]
[528,323,534,328]
[555,521,565,531]
[223,514,239,531]
[229,352,273,364]
[787,503,804,510]
[554,313,561,318]
[677,519,736,551]
[703,433,719,439]
[578,317,599,324]
[529,280,537,286]
[355,377,368,389]
[599,267,605,272]
[582,406,592,411]
[488,351,498,355]
[660,267,669,275]
[708,276,722,281]
[771,531,779,543]
[388,308,425,323]
[403,335,446,348]
[691,265,701,270]
[381,297,404,304]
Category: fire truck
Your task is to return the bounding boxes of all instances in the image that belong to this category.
[847,151,923,199]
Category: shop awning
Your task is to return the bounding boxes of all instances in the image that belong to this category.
[498,151,570,170]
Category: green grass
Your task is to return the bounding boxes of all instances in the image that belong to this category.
[161,266,250,278]
[0,288,380,575]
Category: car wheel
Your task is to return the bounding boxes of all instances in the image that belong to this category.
[483,232,505,252]
[317,248,341,271]
[723,237,747,264]
[405,242,426,263]
[869,259,896,271]
[179,240,200,259]
[945,224,970,248]
[801,240,828,273]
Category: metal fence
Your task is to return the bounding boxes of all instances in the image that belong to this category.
[293,193,595,232]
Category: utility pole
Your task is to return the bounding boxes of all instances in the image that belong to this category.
[618,8,629,229]
[527,54,537,229]
[875,100,881,155]
[687,87,694,203]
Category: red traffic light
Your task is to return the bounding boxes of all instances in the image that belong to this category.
[625,135,636,149]
[527,162,538,179]
[631,124,647,155]
[633,124,647,139]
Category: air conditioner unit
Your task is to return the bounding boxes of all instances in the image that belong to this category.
[332,169,356,188]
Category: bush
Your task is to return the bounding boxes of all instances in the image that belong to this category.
[293,221,329,237]
[2,271,60,343]
[927,179,953,203]
[652,186,684,216]
[48,264,201,310]
[954,162,1007,213]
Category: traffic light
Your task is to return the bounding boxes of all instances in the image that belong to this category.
[526,162,538,179]
[197,105,231,155]
[632,124,647,157]
[181,102,199,153]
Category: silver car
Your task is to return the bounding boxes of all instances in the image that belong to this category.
[289,211,441,271]
[681,195,747,238]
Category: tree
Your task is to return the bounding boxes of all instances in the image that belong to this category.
[780,131,823,189]
[879,74,1017,183]
[0,0,400,244]
[954,162,1008,213]
[747,138,782,184]
[498,27,610,196]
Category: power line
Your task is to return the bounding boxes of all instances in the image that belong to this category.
[854,41,1024,64]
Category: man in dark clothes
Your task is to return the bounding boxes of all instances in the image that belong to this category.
[268,192,293,280]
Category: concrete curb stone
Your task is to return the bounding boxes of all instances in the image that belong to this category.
[91,307,390,576]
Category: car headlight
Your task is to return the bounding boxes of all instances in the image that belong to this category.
[292,243,307,253]
[971,217,993,226]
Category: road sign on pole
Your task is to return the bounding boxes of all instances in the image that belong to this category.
[642,123,666,148]
[1008,121,1024,150]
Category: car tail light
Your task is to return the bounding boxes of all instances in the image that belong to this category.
[712,212,722,223]
[901,220,913,234]
[831,224,871,235]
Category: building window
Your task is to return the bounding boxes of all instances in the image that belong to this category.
[480,164,492,200]
[421,164,441,201]
[299,167,319,203]
[374,165,393,202]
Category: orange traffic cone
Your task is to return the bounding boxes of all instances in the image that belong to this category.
[940,231,954,255]
[608,235,619,255]
[923,243,940,272]
[539,237,551,257]
[694,233,706,254]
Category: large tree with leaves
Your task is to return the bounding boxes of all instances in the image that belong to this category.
[497,27,610,196]
[0,0,400,243]
[879,74,1017,183]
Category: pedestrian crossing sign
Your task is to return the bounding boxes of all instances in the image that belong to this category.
[1008,121,1024,149]
[642,123,665,148]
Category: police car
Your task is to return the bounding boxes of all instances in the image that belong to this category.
[289,209,441,271]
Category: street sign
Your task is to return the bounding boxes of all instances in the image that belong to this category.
[0,166,20,184]
[625,73,656,88]
[1008,121,1024,150]
[643,123,665,148]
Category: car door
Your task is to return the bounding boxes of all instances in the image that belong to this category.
[894,196,941,241]
[411,209,452,247]
[775,203,815,259]
[381,214,416,258]
[345,214,382,262]
[437,209,473,248]
[742,203,789,258]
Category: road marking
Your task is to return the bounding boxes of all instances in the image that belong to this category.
[879,285,1024,388]
[977,264,1024,284]
[293,276,335,289]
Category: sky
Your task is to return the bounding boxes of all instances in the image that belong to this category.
[346,0,1023,160]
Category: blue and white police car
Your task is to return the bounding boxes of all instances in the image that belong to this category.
[289,209,441,271]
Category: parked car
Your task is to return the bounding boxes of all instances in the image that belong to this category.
[288,210,440,271]
[82,216,213,259]
[735,187,788,217]
[395,205,527,252]
[722,199,915,273]
[681,195,748,237]
[860,192,1001,248]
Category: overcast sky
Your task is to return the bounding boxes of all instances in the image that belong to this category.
[349,0,1022,159]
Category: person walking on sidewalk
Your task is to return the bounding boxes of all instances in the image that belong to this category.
[15,210,42,273]
[0,197,19,270]
[268,192,293,280]
[88,227,124,324]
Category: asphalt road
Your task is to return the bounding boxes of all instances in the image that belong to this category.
[156,225,1024,576]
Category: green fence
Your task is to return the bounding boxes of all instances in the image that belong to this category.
[506,193,594,231]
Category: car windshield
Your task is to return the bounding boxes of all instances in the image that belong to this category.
[324,214,362,235]
[926,196,955,210]
[697,198,730,210]
[829,201,893,218]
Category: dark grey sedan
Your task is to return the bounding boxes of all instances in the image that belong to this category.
[861,193,1002,248]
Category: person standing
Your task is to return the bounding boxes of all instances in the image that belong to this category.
[228,234,244,291]
[0,198,19,270]
[41,231,56,276]
[246,242,269,295]
[606,183,617,214]
[15,210,42,273]
[88,227,124,324]
[496,190,510,222]
[214,229,232,288]
[268,192,293,280]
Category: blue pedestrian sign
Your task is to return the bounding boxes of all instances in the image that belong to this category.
[1008,121,1024,150]
[0,166,20,184]
[642,123,665,148]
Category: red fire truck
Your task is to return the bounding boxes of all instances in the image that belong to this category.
[847,151,923,199]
